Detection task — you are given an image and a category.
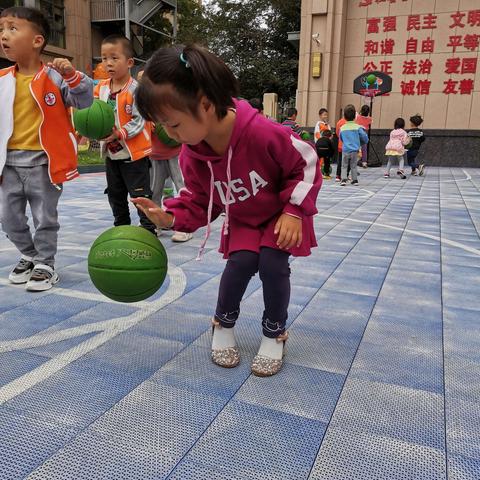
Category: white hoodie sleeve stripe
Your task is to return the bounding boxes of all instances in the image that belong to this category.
[290,135,318,206]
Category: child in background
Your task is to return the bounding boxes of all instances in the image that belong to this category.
[315,130,334,179]
[281,107,303,135]
[137,69,192,242]
[133,45,321,377]
[149,126,193,242]
[335,115,347,181]
[355,105,372,168]
[0,6,93,291]
[385,117,410,179]
[314,108,332,141]
[95,34,156,235]
[406,114,425,176]
[339,105,369,186]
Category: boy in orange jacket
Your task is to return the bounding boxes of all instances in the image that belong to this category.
[94,35,155,235]
[0,6,93,291]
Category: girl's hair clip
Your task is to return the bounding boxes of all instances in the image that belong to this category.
[180,53,190,68]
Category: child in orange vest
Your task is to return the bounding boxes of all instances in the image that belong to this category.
[0,6,93,291]
[94,35,156,235]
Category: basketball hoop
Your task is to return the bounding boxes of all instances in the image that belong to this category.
[353,71,393,167]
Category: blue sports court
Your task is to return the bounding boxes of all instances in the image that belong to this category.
[0,167,479,479]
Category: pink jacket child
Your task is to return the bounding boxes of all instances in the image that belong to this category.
[164,99,322,259]
[385,128,410,155]
[384,117,411,178]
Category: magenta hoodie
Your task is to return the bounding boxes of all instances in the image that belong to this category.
[164,99,322,258]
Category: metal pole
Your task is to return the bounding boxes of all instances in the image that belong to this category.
[125,0,131,39]
[367,95,373,164]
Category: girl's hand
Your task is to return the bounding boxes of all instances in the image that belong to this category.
[48,58,75,77]
[130,197,174,229]
[274,214,303,250]
[101,128,121,143]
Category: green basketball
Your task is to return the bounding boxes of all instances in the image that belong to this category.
[300,131,311,141]
[73,99,115,140]
[88,226,168,303]
[366,74,377,85]
[154,124,181,147]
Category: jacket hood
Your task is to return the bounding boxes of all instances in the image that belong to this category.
[182,98,258,163]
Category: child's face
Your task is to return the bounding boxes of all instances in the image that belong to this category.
[320,111,329,122]
[0,16,44,62]
[155,98,214,146]
[101,42,133,81]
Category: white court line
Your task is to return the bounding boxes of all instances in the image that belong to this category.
[319,214,480,257]
[421,168,472,183]
[0,263,186,404]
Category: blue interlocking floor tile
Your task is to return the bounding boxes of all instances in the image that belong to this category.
[0,406,78,480]
[351,341,443,394]
[324,264,388,297]
[89,381,228,458]
[24,332,99,359]
[448,454,480,480]
[149,344,251,399]
[328,378,445,450]
[0,351,49,386]
[446,397,480,460]
[5,357,147,428]
[235,363,344,423]
[26,430,177,480]
[178,400,327,480]
[309,427,446,480]
[444,306,480,362]
[168,459,251,480]
[286,324,361,374]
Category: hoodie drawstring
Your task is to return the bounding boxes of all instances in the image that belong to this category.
[223,147,233,236]
[196,160,215,261]
[196,147,233,261]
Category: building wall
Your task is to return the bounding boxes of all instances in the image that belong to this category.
[0,0,92,75]
[298,0,480,130]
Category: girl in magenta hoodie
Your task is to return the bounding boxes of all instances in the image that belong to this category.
[132,45,322,377]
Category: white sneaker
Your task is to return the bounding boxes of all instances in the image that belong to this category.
[9,256,34,284]
[26,264,59,292]
[171,231,193,243]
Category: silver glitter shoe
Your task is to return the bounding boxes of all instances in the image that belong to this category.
[251,332,288,377]
[211,319,240,368]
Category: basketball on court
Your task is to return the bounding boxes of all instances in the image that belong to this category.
[88,226,168,303]
[73,99,115,140]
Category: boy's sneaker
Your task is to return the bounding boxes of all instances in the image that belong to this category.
[340,179,347,186]
[362,162,368,168]
[384,172,390,178]
[419,164,425,176]
[9,256,34,284]
[171,231,193,243]
[335,176,341,182]
[412,169,419,176]
[26,264,59,292]
[397,170,407,179]
[351,180,359,186]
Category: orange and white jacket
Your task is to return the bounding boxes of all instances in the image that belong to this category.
[0,65,94,184]
[94,77,151,161]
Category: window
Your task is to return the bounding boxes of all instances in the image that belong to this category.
[38,0,65,49]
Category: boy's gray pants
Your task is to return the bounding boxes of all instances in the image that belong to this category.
[341,151,359,181]
[150,156,185,206]
[0,165,62,267]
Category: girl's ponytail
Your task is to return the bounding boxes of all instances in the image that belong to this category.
[136,44,239,122]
